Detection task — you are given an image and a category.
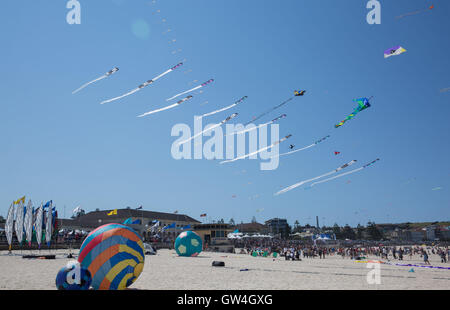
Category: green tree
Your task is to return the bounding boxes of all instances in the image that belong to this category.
[366,222,383,240]
[356,224,364,239]
[332,223,342,239]
[341,224,356,240]
[229,218,235,226]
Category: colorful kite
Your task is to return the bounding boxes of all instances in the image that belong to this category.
[138,95,193,117]
[100,63,183,104]
[270,135,330,159]
[384,46,407,58]
[335,97,371,128]
[228,114,286,136]
[72,67,119,94]
[200,96,247,118]
[334,152,341,156]
[176,113,238,146]
[294,90,306,96]
[220,134,292,164]
[275,160,357,195]
[244,90,305,125]
[166,79,214,101]
[310,159,380,187]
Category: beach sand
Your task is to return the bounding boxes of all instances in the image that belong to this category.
[0,249,449,290]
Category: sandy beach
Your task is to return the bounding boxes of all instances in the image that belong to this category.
[0,249,449,290]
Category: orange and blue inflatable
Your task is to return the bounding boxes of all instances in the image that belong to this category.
[78,223,145,290]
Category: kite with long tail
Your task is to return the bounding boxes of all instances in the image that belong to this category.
[72,67,119,94]
[100,63,183,104]
[244,90,306,125]
[310,159,380,187]
[177,113,238,146]
[335,97,372,128]
[395,4,434,19]
[270,135,330,159]
[138,95,193,117]
[220,134,292,164]
[167,79,214,101]
[275,160,357,195]
[200,96,247,118]
[228,114,287,136]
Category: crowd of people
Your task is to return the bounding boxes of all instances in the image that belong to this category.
[232,238,450,264]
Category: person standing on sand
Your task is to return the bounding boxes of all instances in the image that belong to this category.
[423,250,431,265]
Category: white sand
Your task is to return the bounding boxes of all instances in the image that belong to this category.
[0,249,449,290]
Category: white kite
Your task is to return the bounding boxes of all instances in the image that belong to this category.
[100,63,183,104]
[275,160,357,195]
[35,203,43,248]
[220,134,292,164]
[72,67,119,94]
[200,96,247,118]
[138,95,193,117]
[5,202,14,251]
[177,113,238,146]
[310,159,380,187]
[228,114,286,137]
[24,200,33,247]
[166,79,214,101]
[14,200,24,245]
[270,135,330,159]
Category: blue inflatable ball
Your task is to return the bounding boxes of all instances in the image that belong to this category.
[175,231,203,257]
[56,260,92,290]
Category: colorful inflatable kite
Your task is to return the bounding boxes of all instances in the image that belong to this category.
[78,223,145,290]
[335,97,371,128]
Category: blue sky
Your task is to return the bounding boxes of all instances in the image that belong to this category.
[1,0,449,227]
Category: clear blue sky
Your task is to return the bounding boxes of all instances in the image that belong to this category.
[1,0,449,227]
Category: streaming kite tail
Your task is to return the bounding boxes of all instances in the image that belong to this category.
[72,75,107,94]
[310,167,364,187]
[138,103,179,117]
[100,88,140,104]
[167,85,201,101]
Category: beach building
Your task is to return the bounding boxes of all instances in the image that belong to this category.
[235,222,269,235]
[265,218,289,237]
[59,208,200,240]
[192,223,234,252]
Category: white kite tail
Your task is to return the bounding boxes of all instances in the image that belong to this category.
[138,102,179,117]
[221,135,291,164]
[229,120,273,137]
[100,87,141,105]
[201,103,238,118]
[271,143,316,159]
[177,113,237,145]
[310,167,364,187]
[72,74,108,94]
[275,169,338,195]
[5,203,15,248]
[151,69,172,82]
[177,122,222,146]
[167,85,202,101]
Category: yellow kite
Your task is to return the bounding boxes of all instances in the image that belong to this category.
[107,209,118,216]
[14,196,25,205]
